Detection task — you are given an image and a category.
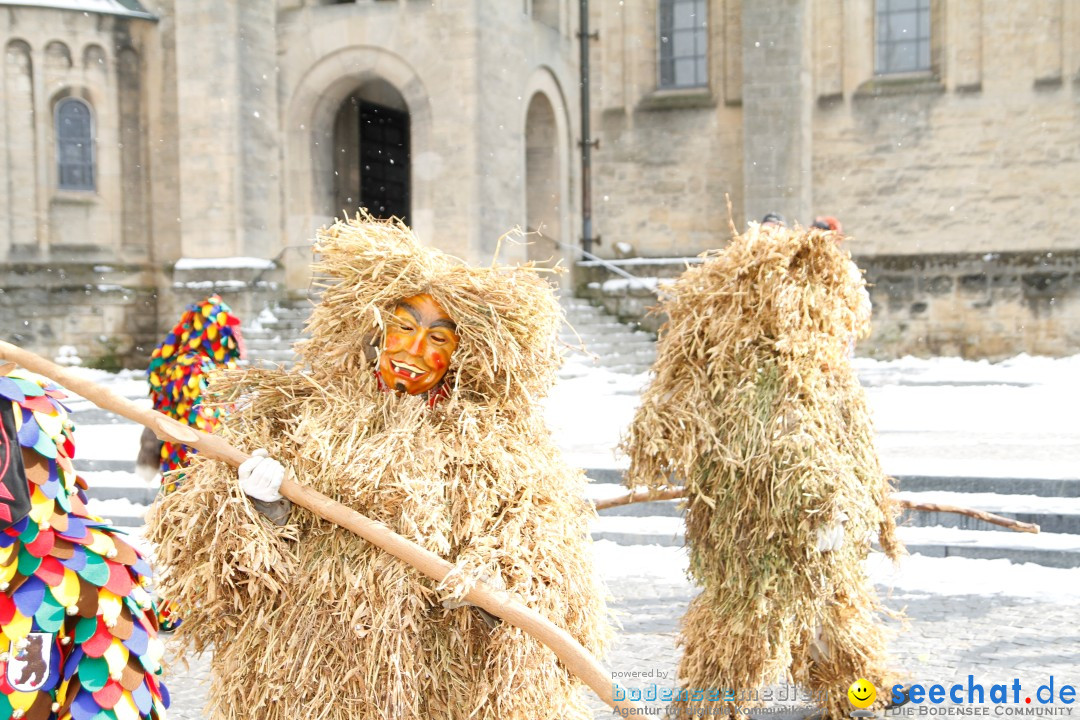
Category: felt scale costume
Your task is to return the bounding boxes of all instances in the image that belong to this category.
[145,295,243,488]
[0,365,168,720]
[148,216,610,720]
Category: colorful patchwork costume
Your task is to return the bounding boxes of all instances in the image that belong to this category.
[145,295,243,489]
[0,365,168,720]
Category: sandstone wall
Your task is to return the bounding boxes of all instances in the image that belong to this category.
[576,250,1080,360]
[276,0,579,268]
[811,1,1080,256]
[585,0,1080,261]
[588,0,744,259]
[0,7,155,263]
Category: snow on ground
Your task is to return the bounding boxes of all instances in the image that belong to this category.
[546,358,647,469]
[896,525,1080,551]
[83,469,157,488]
[75,424,144,460]
[548,352,1080,478]
[592,539,1080,606]
[173,256,276,270]
[54,367,151,412]
[86,497,148,520]
[592,539,689,585]
[866,552,1080,604]
[857,354,1080,478]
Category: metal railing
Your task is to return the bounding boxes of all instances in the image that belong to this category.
[545,236,663,295]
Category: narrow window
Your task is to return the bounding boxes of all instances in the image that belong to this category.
[56,97,95,191]
[876,0,931,75]
[658,0,708,89]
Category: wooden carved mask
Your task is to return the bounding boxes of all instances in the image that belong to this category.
[378,294,459,395]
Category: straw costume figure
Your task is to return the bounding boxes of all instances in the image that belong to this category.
[136,295,244,492]
[147,215,609,720]
[0,365,169,720]
[620,223,903,719]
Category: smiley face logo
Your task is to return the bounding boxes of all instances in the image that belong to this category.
[848,678,877,709]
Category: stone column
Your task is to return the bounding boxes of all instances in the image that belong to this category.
[172,1,280,260]
[236,0,281,258]
[741,0,813,226]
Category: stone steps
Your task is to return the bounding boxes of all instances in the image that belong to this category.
[243,297,311,369]
[587,514,1080,568]
[585,473,1080,567]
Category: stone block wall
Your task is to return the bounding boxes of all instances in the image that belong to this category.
[0,8,155,264]
[861,250,1080,359]
[587,0,744,260]
[585,0,1080,261]
[0,262,158,369]
[0,261,285,369]
[575,250,1080,360]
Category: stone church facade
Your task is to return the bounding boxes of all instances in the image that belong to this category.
[1,0,1078,364]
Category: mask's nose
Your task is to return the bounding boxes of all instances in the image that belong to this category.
[406,331,426,357]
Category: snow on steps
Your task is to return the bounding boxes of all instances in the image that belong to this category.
[588,514,1080,569]
[585,478,1080,568]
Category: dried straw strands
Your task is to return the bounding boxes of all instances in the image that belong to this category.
[146,214,609,720]
[621,224,904,719]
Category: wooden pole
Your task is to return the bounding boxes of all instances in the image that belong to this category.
[593,487,687,511]
[0,341,640,713]
[894,498,1040,534]
[593,487,1041,534]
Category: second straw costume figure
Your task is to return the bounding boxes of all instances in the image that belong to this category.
[147,217,609,720]
[621,224,904,719]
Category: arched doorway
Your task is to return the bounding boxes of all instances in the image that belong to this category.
[524,92,560,263]
[332,79,410,223]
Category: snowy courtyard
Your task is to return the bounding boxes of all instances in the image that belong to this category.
[55,350,1080,718]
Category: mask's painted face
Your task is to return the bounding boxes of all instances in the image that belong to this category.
[379,293,459,395]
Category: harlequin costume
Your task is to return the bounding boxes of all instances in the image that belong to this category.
[145,295,243,490]
[0,365,168,720]
[147,215,610,720]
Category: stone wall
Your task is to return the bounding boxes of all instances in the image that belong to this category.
[741,0,812,225]
[277,0,579,268]
[861,250,1080,359]
[0,259,284,368]
[583,0,1080,261]
[0,262,158,369]
[587,0,744,259]
[0,7,155,263]
[576,250,1080,360]
[171,0,281,261]
[811,0,1080,256]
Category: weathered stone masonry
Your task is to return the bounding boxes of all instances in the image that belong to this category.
[577,250,1080,360]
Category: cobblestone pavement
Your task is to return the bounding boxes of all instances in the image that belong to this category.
[160,563,1080,719]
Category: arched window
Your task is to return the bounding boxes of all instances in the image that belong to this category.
[56,97,95,191]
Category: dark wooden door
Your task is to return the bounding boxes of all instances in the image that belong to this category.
[359,101,410,223]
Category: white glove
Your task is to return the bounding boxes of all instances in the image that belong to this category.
[238,449,285,502]
[815,511,848,553]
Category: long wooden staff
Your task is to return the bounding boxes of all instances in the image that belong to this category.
[594,488,1041,533]
[0,341,640,714]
